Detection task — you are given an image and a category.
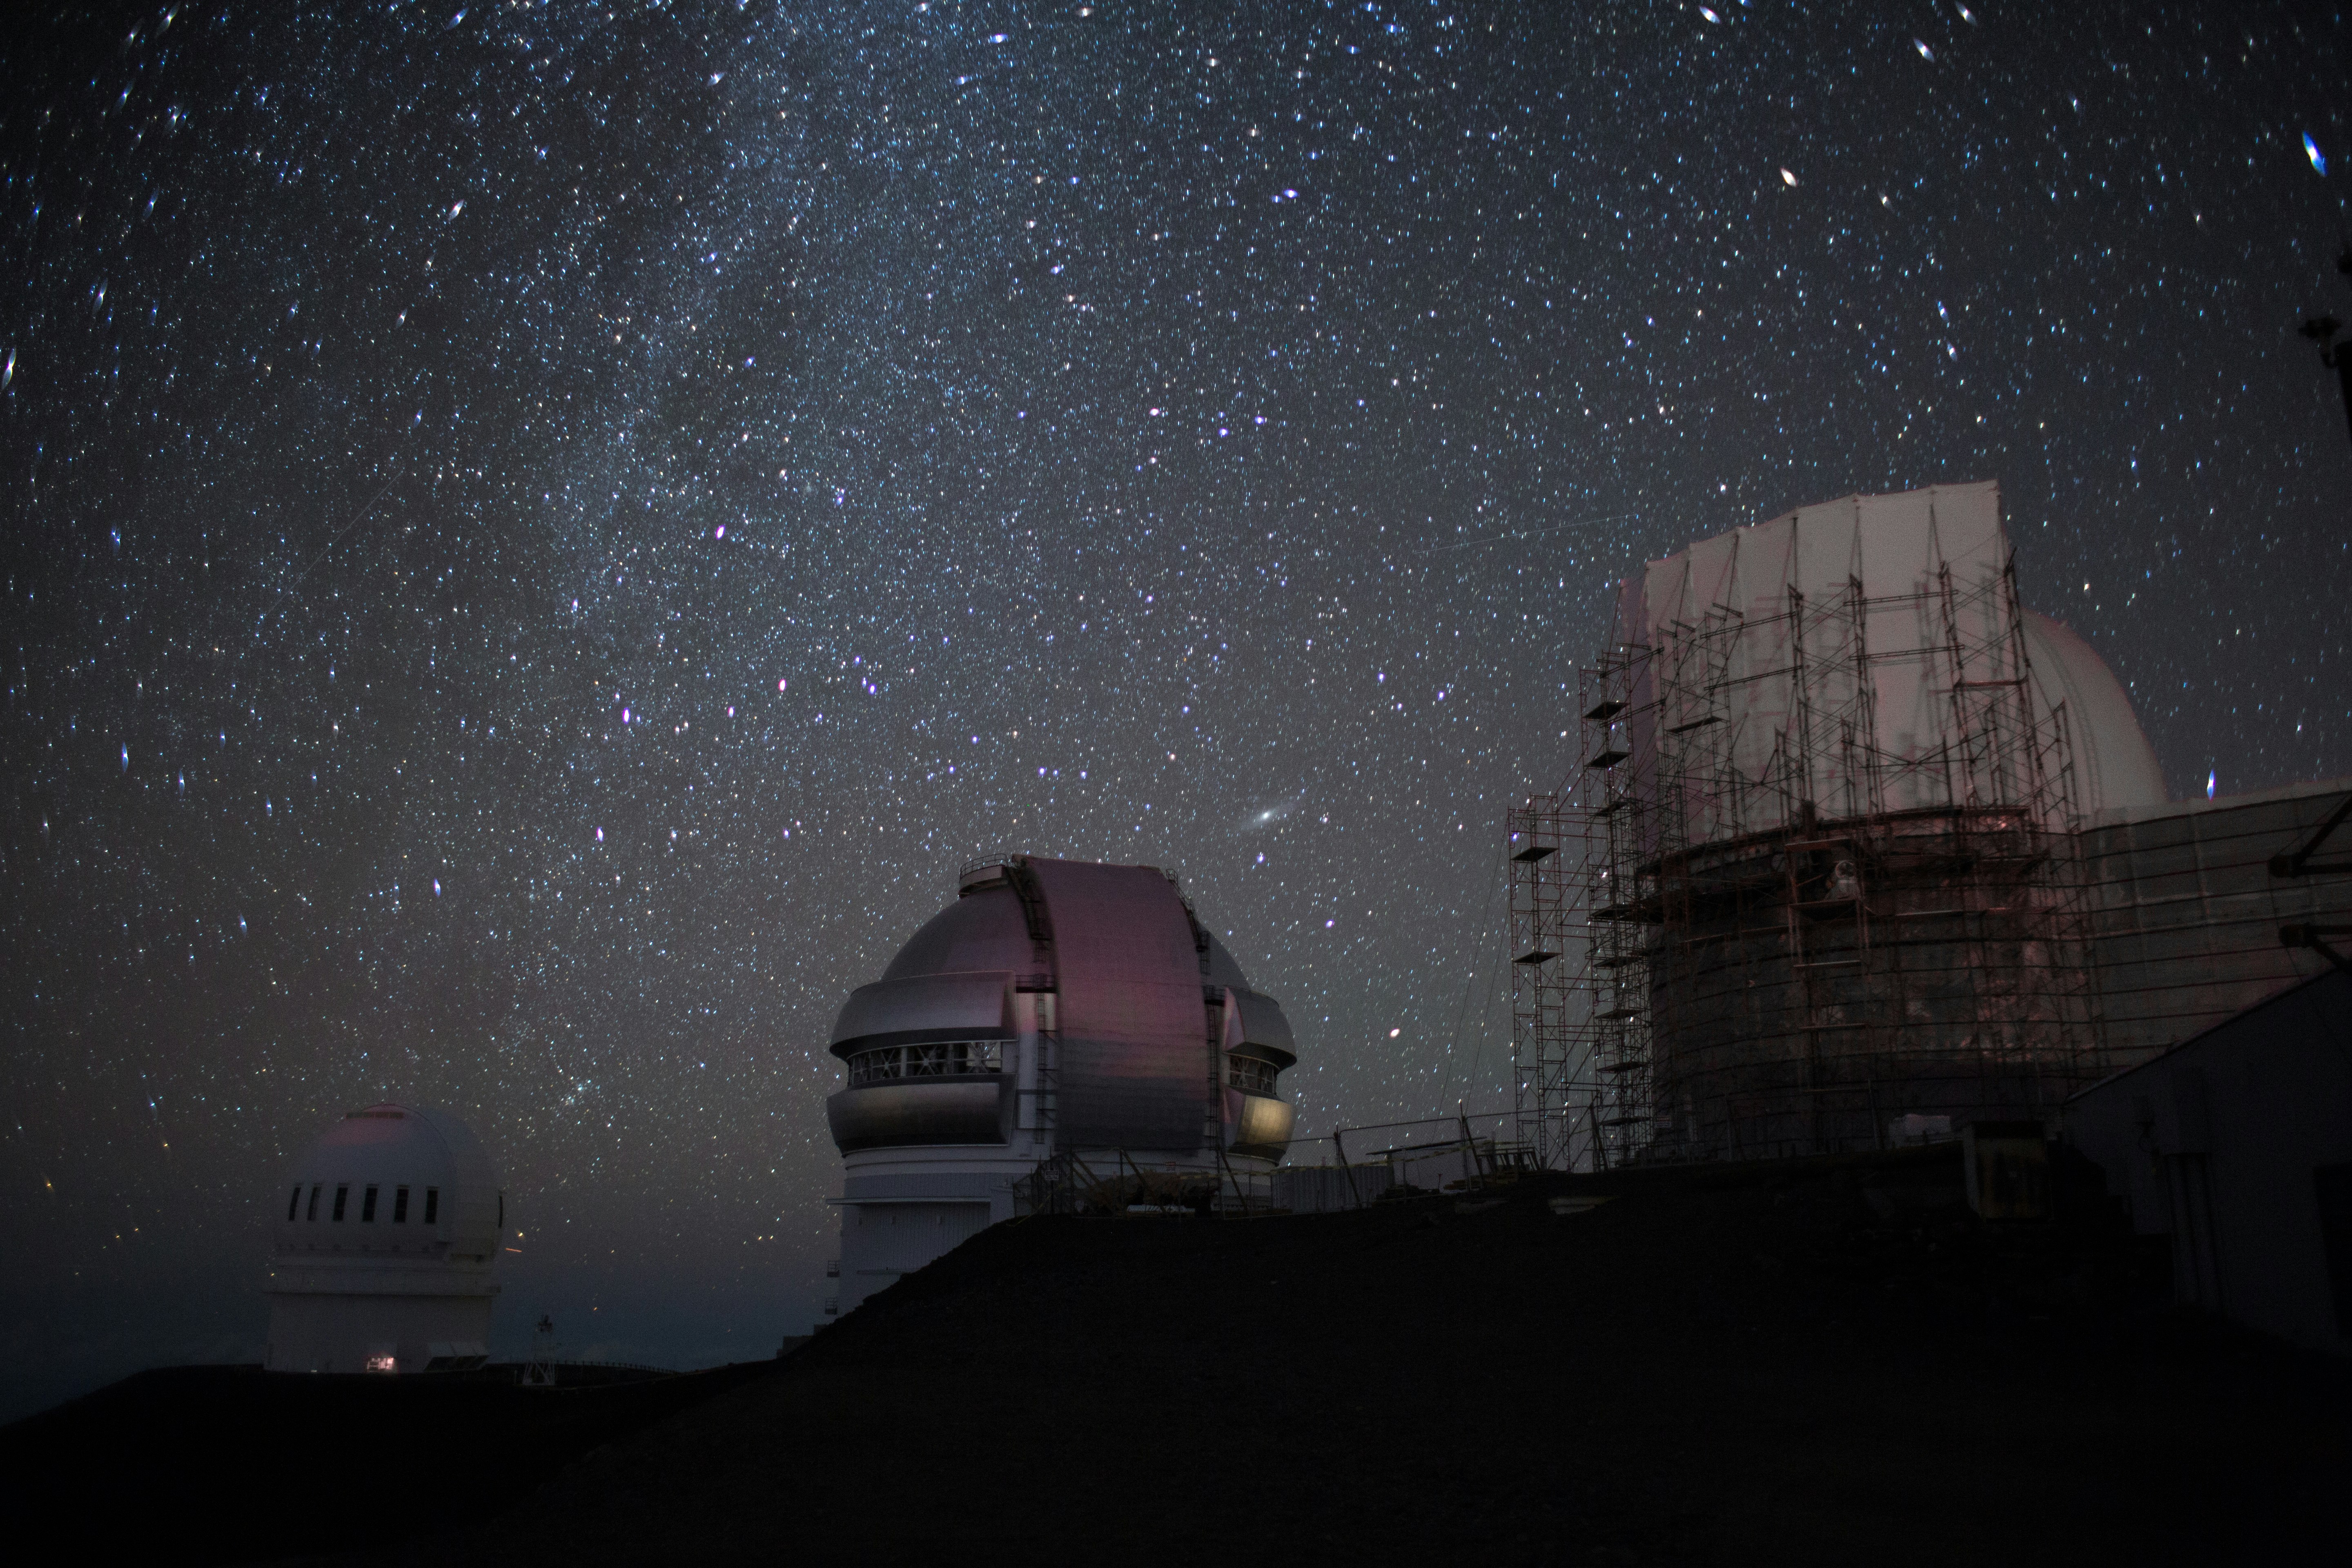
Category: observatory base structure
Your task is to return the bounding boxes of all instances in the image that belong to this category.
[1514,483,2174,1168]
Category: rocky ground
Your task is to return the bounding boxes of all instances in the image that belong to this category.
[0,1358,772,1562]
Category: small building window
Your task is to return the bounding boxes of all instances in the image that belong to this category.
[393,1185,409,1224]
[307,1184,321,1222]
[332,1184,350,1221]
[424,1187,439,1225]
[361,1185,379,1223]
[287,1186,302,1222]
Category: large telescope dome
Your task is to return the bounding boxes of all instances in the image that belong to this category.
[820,856,1301,1317]
[826,856,1297,1157]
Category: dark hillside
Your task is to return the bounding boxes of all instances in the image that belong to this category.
[0,1359,774,1564]
[327,1147,2345,1567]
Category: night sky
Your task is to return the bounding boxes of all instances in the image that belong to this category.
[5,1,2349,1415]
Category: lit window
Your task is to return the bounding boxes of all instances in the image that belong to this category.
[424,1187,439,1225]
[306,1184,321,1222]
[393,1185,409,1223]
[846,1039,1004,1087]
[287,1186,301,1222]
[332,1184,350,1222]
[361,1184,379,1222]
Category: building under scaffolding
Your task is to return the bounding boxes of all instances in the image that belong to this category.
[1513,482,2177,1166]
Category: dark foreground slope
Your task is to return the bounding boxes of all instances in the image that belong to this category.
[0,1359,775,1563]
[321,1147,2340,1568]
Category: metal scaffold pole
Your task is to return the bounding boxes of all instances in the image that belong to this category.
[1511,634,1657,1171]
[1508,793,1574,1169]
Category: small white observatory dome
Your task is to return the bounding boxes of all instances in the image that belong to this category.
[263,1102,506,1374]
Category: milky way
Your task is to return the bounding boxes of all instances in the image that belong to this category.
[5,1,2349,1404]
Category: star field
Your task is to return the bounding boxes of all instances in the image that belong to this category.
[4,0,2350,1407]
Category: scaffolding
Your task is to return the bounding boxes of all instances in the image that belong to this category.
[1508,793,1579,1170]
[1516,515,2107,1166]
[1510,641,1655,1171]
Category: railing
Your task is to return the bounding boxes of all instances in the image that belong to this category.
[845,1040,1004,1087]
[1225,1057,1278,1094]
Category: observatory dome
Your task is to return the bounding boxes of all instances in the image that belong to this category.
[2020,608,2168,813]
[820,856,1301,1317]
[264,1102,505,1374]
[272,1103,502,1264]
[1609,480,2172,835]
[1568,481,2180,1169]
[869,874,1266,1012]
[827,857,1297,1158]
